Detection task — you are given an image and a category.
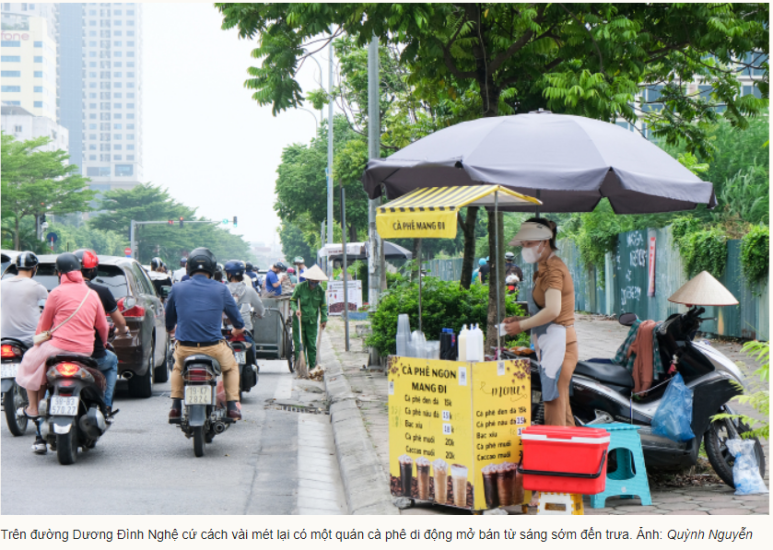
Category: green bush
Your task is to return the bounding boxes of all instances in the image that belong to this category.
[740,225,769,286]
[366,277,526,356]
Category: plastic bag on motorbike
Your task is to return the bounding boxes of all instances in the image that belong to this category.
[726,438,769,495]
[651,373,695,442]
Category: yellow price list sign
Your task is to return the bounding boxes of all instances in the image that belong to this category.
[387,357,530,511]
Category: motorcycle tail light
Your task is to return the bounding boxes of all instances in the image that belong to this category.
[1,344,20,358]
[56,362,80,377]
[231,334,246,342]
[184,367,212,382]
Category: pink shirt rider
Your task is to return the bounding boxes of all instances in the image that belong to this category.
[36,271,108,355]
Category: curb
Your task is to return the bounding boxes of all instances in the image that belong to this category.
[321,331,398,515]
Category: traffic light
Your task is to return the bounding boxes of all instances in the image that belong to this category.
[179,217,184,228]
[233,216,238,228]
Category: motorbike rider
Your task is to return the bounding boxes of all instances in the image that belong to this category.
[165,247,245,423]
[287,267,298,285]
[264,262,288,297]
[244,262,260,290]
[172,257,187,283]
[74,249,129,410]
[150,256,173,300]
[503,219,577,428]
[472,258,486,284]
[479,256,491,284]
[504,251,524,282]
[290,265,328,370]
[1,251,48,348]
[293,256,307,282]
[16,253,108,454]
[224,260,266,369]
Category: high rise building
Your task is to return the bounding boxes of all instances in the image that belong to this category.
[1,7,57,122]
[59,2,143,192]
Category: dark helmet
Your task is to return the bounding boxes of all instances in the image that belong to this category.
[150,257,163,270]
[224,260,245,278]
[186,247,217,276]
[274,261,287,272]
[73,248,99,269]
[245,261,254,272]
[56,253,81,275]
[14,251,39,270]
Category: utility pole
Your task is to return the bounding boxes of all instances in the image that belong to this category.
[367,35,383,306]
[326,42,334,254]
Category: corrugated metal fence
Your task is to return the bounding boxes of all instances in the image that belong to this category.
[424,226,768,341]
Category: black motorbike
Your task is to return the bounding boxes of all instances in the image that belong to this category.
[175,352,232,457]
[1,339,30,436]
[223,327,258,400]
[504,306,766,488]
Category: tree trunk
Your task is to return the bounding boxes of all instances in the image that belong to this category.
[14,216,20,250]
[486,209,506,354]
[349,223,357,243]
[460,207,479,289]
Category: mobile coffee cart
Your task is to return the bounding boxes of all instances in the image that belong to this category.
[378,185,539,512]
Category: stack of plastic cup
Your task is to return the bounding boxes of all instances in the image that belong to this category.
[396,314,411,356]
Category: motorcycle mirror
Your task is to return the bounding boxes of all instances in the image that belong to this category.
[123,296,137,310]
[618,312,638,326]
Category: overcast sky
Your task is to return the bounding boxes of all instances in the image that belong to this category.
[143,3,326,247]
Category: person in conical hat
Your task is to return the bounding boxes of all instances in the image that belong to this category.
[290,265,328,368]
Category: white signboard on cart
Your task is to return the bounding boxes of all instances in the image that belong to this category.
[327,280,363,316]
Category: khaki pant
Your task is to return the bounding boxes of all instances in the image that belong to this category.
[170,341,240,402]
[543,326,578,427]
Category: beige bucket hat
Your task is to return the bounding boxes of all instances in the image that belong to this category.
[668,271,739,306]
[301,264,328,282]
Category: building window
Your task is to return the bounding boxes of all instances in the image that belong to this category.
[127,103,134,109]
[100,143,110,151]
[1,71,21,77]
[89,123,97,129]
[34,71,42,77]
[89,155,97,160]
[89,114,96,119]
[115,165,133,176]
[114,71,122,77]
[114,144,122,150]
[127,41,134,47]
[127,62,134,68]
[114,41,122,46]
[114,62,122,67]
[127,72,134,78]
[33,56,43,63]
[13,125,22,132]
[89,144,97,150]
[100,154,110,161]
[114,134,122,140]
[114,20,122,26]
[127,155,135,161]
[127,123,134,129]
[90,10,96,15]
[127,144,135,150]
[34,86,43,92]
[90,103,97,109]
[114,51,122,57]
[114,154,122,161]
[1,41,21,47]
[114,82,122,88]
[89,134,96,140]
[89,93,96,98]
[86,167,111,177]
[114,30,122,37]
[127,114,134,119]
[34,41,42,47]
[89,51,96,57]
[89,82,96,88]
[127,20,134,26]
[114,93,122,98]
[33,101,42,107]
[1,86,21,92]
[114,113,122,119]
[1,56,21,62]
[127,31,134,37]
[114,123,122,129]
[127,51,134,58]
[89,40,96,47]
[127,134,134,140]
[115,9,122,15]
[89,62,96,67]
[89,20,96,26]
[128,10,135,15]
[4,101,20,105]
[126,93,135,99]
[114,103,122,108]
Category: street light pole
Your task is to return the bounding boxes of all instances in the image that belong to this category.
[367,35,382,306]
[326,42,334,252]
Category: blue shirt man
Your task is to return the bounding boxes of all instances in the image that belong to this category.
[264,264,285,297]
[165,274,244,341]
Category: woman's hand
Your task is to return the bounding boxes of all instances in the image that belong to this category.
[504,320,524,336]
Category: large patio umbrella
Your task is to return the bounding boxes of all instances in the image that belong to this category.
[362,111,716,213]
[319,241,413,261]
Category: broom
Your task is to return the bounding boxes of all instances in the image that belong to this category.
[295,300,309,378]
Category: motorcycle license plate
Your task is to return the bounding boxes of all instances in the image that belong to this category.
[49,396,79,416]
[1,363,19,379]
[235,351,246,364]
[184,386,212,405]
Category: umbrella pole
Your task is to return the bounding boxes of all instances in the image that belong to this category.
[535,189,541,219]
[495,190,500,360]
[418,239,422,334]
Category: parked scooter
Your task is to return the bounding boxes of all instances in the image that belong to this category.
[504,306,766,488]
[174,351,232,457]
[1,339,30,436]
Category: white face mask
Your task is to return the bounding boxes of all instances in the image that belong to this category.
[521,242,545,264]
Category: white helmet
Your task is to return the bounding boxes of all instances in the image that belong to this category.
[509,221,553,247]
[506,274,520,284]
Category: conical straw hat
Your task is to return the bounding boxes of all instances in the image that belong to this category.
[301,264,328,281]
[668,271,738,306]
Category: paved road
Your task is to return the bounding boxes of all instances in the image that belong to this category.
[1,360,346,515]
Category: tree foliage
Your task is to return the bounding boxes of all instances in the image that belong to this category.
[1,132,95,250]
[90,183,254,265]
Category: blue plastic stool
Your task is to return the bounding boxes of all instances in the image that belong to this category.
[590,423,652,508]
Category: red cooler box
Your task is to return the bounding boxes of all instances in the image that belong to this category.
[519,426,610,494]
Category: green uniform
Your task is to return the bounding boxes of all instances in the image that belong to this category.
[290,281,328,368]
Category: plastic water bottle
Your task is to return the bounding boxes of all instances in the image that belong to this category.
[458,325,469,362]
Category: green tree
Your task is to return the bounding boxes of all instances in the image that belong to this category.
[279,219,315,263]
[90,183,254,264]
[1,133,95,250]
